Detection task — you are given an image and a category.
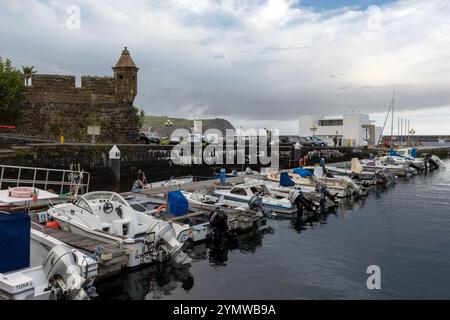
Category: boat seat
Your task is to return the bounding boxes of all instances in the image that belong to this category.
[112,218,132,225]
[100,222,111,231]
[111,219,133,237]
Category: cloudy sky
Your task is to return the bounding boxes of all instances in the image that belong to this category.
[1,0,450,134]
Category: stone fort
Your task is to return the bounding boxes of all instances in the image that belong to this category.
[18,47,140,143]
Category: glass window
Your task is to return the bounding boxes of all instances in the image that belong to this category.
[231,188,247,196]
[77,198,93,213]
[319,119,343,126]
[111,194,127,206]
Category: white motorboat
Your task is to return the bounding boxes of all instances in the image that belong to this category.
[181,190,247,209]
[0,213,98,300]
[47,191,191,268]
[213,182,296,214]
[324,159,394,185]
[126,194,211,243]
[359,158,416,177]
[244,177,348,198]
[0,187,61,212]
[266,167,366,197]
[147,176,194,188]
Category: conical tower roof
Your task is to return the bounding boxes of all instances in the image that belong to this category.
[114,47,138,69]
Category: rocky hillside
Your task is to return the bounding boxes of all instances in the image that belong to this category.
[142,116,235,137]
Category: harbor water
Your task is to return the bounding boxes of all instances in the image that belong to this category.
[96,160,450,299]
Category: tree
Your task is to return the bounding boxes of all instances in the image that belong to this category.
[22,65,37,86]
[0,57,24,123]
[133,106,145,130]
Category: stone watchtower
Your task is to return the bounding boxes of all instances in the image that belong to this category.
[113,47,139,104]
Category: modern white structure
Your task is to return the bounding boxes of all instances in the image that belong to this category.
[298,113,382,147]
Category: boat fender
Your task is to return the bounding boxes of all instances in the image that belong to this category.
[155,205,166,215]
[46,220,60,229]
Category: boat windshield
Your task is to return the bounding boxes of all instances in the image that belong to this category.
[83,192,115,201]
[82,192,129,207]
[250,185,270,196]
[76,197,93,213]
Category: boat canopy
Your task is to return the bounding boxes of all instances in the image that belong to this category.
[0,212,30,273]
[280,172,295,187]
[167,191,189,216]
[293,167,314,178]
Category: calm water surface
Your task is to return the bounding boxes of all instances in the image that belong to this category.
[97,160,450,299]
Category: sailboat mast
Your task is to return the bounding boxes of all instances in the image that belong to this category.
[390,90,395,148]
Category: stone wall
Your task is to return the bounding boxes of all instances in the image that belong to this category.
[16,74,139,143]
[17,101,138,143]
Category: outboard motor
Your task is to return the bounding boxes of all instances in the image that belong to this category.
[425,154,440,170]
[42,245,89,300]
[248,195,274,218]
[288,189,316,218]
[208,207,231,242]
[146,221,191,265]
[315,183,339,206]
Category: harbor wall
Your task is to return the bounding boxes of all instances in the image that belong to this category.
[0,143,377,191]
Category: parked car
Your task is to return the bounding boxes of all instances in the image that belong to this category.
[138,131,160,144]
[169,135,183,145]
[302,136,328,147]
[280,135,302,146]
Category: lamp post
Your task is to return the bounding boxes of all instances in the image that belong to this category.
[409,128,415,146]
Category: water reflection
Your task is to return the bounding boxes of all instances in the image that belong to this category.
[290,183,394,232]
[96,227,273,299]
[96,262,193,300]
[185,226,274,267]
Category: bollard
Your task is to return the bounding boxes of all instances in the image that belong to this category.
[220,168,226,186]
[294,142,302,162]
[109,145,121,193]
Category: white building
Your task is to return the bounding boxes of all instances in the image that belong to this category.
[298,113,382,147]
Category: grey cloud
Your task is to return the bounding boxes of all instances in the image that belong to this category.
[1,0,450,135]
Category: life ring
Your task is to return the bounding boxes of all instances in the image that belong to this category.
[9,187,36,198]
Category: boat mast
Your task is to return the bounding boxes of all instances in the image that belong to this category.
[390,90,395,149]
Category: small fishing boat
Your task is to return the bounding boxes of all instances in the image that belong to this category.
[0,187,61,212]
[359,158,416,177]
[47,191,191,268]
[0,212,98,300]
[213,182,296,214]
[127,192,265,242]
[266,167,366,197]
[243,177,345,200]
[324,159,394,185]
[126,193,211,243]
[148,176,194,188]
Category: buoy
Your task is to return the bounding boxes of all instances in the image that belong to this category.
[46,220,60,229]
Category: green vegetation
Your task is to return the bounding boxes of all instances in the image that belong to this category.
[0,57,24,123]
[133,106,145,129]
[21,65,37,86]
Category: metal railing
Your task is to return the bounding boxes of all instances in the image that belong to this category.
[0,165,90,196]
